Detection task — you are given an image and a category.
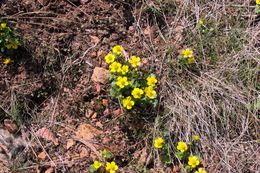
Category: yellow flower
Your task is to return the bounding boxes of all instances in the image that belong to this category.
[176,141,188,153]
[112,45,124,55]
[116,76,129,89]
[109,62,122,73]
[188,155,200,168]
[154,137,165,149]
[145,86,157,99]
[3,58,13,65]
[188,57,195,64]
[129,56,141,67]
[93,160,102,170]
[106,161,118,173]
[257,0,260,5]
[146,75,157,86]
[192,135,200,141]
[195,168,207,173]
[198,19,203,28]
[181,48,193,58]
[122,96,135,109]
[105,53,115,64]
[131,88,144,99]
[121,65,129,75]
[1,23,7,29]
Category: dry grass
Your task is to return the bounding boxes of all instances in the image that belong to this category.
[141,0,260,172]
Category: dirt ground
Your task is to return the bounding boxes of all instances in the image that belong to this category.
[0,0,159,172]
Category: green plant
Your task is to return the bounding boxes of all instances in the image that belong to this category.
[105,45,158,110]
[256,0,260,14]
[178,48,196,66]
[89,149,118,173]
[153,136,207,173]
[0,22,20,53]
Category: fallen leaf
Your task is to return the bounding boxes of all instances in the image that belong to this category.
[38,152,47,161]
[75,123,101,141]
[66,139,76,150]
[36,128,59,145]
[4,119,18,133]
[112,108,123,117]
[90,35,100,44]
[91,67,109,84]
[79,147,90,158]
[45,167,53,173]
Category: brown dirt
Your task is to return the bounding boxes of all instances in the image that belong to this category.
[0,0,151,172]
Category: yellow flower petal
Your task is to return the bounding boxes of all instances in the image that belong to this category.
[129,56,141,67]
[112,45,124,55]
[154,137,165,149]
[131,88,144,99]
[188,155,200,168]
[176,141,188,153]
[105,53,115,64]
[122,96,135,109]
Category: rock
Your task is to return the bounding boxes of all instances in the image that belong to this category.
[91,67,109,84]
[66,139,76,150]
[75,123,101,141]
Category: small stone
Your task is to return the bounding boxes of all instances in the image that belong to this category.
[91,67,109,84]
[75,123,101,141]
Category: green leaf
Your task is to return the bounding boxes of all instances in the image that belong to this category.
[175,151,184,160]
[101,149,112,160]
[162,153,172,164]
[89,165,97,173]
[152,99,159,108]
[184,165,192,172]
